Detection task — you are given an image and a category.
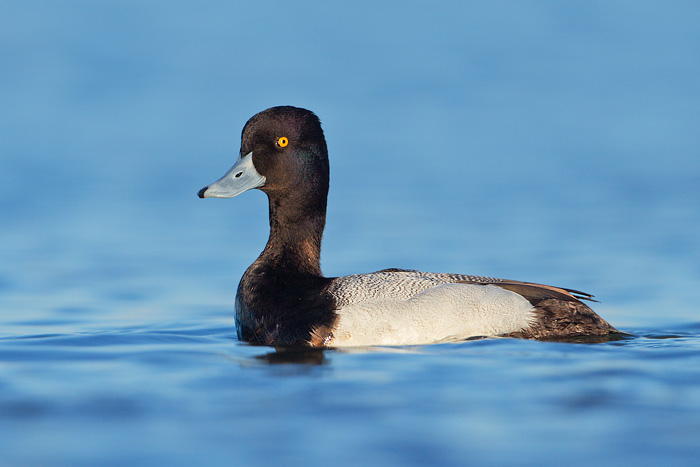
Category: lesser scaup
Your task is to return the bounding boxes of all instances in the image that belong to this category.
[198,106,619,346]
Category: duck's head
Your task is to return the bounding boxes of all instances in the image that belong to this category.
[198,106,329,205]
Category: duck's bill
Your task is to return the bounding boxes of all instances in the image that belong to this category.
[198,151,266,198]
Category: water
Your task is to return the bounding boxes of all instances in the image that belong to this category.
[1,1,700,465]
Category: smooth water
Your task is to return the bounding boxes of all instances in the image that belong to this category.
[2,2,700,465]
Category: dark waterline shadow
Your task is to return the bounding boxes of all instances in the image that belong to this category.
[534,331,633,344]
[255,347,328,365]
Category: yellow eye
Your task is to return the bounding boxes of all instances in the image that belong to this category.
[277,136,289,147]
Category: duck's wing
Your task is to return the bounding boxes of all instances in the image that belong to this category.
[371,269,594,300]
[459,279,596,303]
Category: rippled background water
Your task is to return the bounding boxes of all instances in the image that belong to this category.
[1,1,699,465]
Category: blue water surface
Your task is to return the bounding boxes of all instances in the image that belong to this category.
[1,1,700,465]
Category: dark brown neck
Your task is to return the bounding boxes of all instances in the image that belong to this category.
[255,191,326,277]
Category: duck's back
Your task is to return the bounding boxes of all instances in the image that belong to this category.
[326,269,506,305]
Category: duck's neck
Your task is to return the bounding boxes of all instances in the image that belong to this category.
[256,192,327,277]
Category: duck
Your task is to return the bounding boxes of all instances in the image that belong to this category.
[198,106,619,347]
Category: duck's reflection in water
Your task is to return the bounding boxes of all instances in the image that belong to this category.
[255,347,328,365]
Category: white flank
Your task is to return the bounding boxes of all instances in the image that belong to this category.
[328,283,535,347]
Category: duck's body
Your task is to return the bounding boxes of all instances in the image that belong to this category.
[199,106,618,347]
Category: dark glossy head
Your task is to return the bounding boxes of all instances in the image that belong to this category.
[198,106,329,205]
